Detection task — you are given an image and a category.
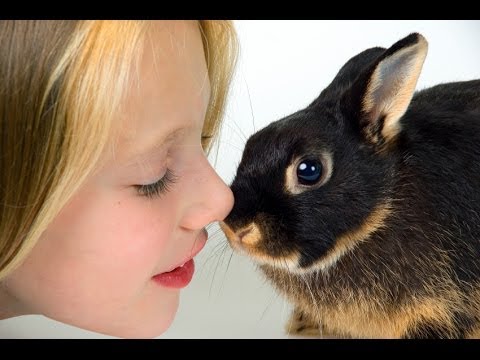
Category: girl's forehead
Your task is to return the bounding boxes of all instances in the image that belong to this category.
[108,21,210,165]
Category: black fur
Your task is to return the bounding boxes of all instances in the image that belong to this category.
[223,33,480,338]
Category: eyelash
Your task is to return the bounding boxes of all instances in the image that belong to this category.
[135,169,178,199]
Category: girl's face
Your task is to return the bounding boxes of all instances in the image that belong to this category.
[2,21,234,338]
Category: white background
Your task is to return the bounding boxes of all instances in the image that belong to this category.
[1,20,479,339]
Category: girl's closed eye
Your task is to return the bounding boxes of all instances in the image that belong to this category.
[135,169,178,198]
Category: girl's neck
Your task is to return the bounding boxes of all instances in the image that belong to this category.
[0,284,30,320]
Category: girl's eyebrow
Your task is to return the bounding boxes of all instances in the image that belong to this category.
[125,127,186,164]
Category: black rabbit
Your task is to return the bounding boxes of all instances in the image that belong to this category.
[220,33,480,339]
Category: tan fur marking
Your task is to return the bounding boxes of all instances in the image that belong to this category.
[219,221,237,244]
[467,328,480,339]
[294,295,455,338]
[239,223,261,246]
[310,201,392,272]
[220,221,300,269]
[284,151,333,195]
[266,257,472,338]
[240,247,299,270]
[289,258,461,337]
[285,162,298,194]
[398,297,455,337]
[363,36,428,144]
[285,307,322,337]
[466,285,480,338]
[220,221,261,247]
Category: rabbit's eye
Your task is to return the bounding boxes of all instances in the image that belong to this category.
[286,152,332,195]
[297,159,322,185]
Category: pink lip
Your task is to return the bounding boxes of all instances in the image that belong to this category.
[152,229,208,289]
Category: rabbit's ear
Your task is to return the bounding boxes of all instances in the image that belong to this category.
[348,33,428,146]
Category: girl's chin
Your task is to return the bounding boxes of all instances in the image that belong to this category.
[55,293,180,339]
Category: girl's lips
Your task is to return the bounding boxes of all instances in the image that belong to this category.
[152,259,195,289]
[152,228,208,289]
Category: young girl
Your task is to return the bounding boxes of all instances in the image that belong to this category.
[0,20,238,338]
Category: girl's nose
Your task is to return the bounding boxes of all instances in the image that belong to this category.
[179,154,234,231]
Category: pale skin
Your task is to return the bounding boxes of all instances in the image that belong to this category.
[0,21,234,338]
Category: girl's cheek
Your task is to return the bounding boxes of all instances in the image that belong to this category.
[111,194,180,260]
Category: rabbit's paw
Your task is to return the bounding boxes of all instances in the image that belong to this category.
[285,308,323,337]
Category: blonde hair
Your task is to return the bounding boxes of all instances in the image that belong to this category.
[0,20,238,279]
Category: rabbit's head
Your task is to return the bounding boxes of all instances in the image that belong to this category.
[221,33,428,273]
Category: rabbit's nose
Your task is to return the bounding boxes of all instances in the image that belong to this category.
[237,227,253,242]
[220,222,261,247]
